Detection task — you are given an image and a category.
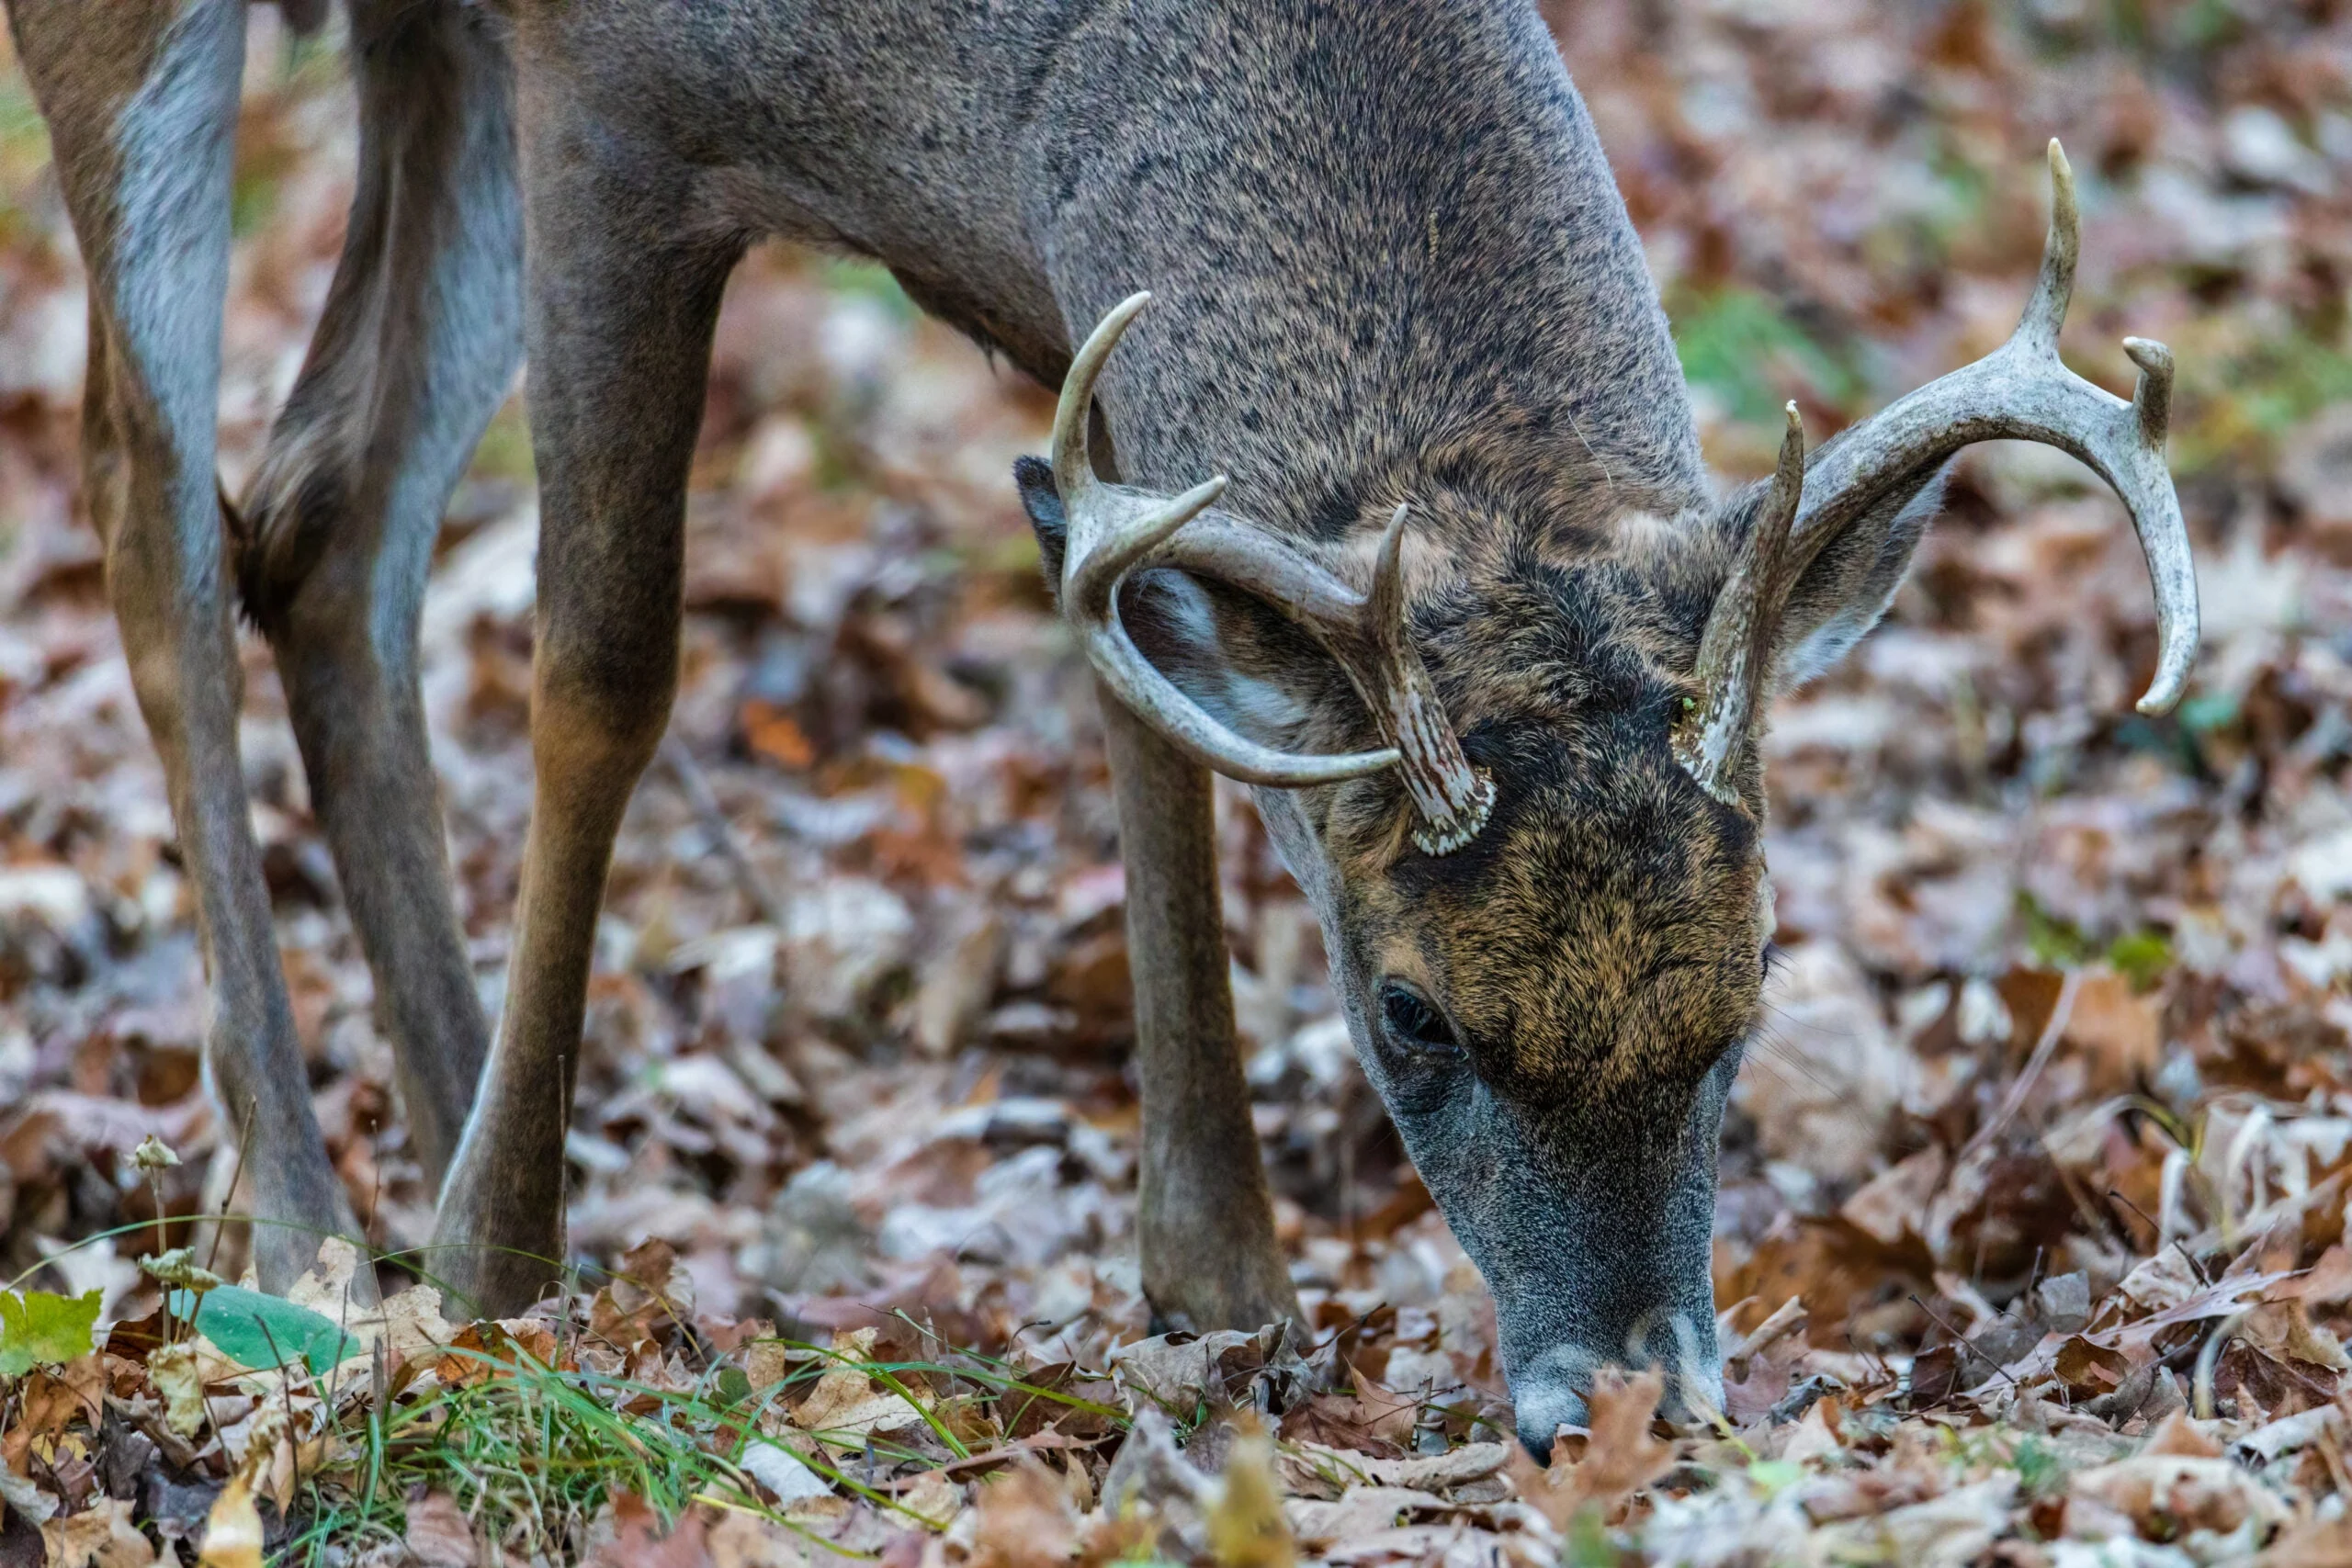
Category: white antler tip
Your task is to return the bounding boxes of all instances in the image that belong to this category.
[2135,673,2187,717]
[2122,336,2171,377]
[1378,502,1412,552]
[2048,140,2078,232]
[2123,336,2174,446]
[1182,474,1229,513]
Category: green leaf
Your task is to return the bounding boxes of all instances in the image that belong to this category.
[2108,930,2174,992]
[167,1284,356,1375]
[0,1289,101,1377]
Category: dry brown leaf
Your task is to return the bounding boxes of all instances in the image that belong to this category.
[1505,1366,1673,1529]
[402,1492,478,1568]
[1840,1148,1947,1248]
[2142,1409,2224,1459]
[2064,969,2162,1091]
[2256,1514,2352,1567]
[707,1507,818,1568]
[40,1499,153,1568]
[2068,1451,2289,1539]
[146,1342,209,1438]
[968,1459,1078,1568]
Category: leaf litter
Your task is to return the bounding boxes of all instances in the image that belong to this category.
[8,1,2352,1562]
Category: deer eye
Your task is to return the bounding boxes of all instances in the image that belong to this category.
[1379,981,1462,1055]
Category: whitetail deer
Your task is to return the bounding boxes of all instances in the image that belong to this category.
[10,0,2194,1450]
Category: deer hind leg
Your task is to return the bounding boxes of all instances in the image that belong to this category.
[10,0,360,1290]
[1100,700,1301,1333]
[238,0,520,1190]
[431,105,740,1314]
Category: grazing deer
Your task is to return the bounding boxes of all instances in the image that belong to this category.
[10,0,2194,1449]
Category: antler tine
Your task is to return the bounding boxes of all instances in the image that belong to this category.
[2126,336,2173,446]
[1050,295,1404,792]
[1780,140,2199,716]
[1045,297,1495,844]
[1679,405,1805,805]
[2015,140,2079,356]
[1050,290,1148,508]
[1367,505,1493,854]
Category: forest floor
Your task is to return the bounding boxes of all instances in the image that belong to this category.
[6,2,2352,1563]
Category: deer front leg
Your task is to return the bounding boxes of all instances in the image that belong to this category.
[241,0,519,1189]
[430,99,739,1314]
[1101,697,1301,1334]
[10,0,360,1291]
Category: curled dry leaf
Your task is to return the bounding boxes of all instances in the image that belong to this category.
[145,1342,209,1438]
[401,1492,479,1568]
[39,1499,153,1568]
[1504,1366,1673,1529]
[968,1460,1079,1568]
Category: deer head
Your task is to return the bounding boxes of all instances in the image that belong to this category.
[1018,141,2194,1450]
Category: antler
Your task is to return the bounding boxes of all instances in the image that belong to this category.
[1679,404,1805,805]
[1050,292,1495,854]
[1798,141,2195,713]
[1683,140,2199,806]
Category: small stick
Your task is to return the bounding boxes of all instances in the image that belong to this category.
[2107,1189,2211,1285]
[1961,968,2081,1162]
[363,1130,384,1241]
[660,734,786,927]
[206,1100,260,1276]
[1908,1294,2018,1387]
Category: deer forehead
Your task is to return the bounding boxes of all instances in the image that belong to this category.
[1336,724,1768,1091]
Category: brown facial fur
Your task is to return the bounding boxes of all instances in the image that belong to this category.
[1322,536,1766,1120]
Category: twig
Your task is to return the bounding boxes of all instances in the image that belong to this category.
[206,1101,259,1277]
[1726,1296,1808,1365]
[363,1129,384,1243]
[1908,1294,2018,1387]
[660,734,786,926]
[1960,968,2081,1163]
[2107,1189,2211,1285]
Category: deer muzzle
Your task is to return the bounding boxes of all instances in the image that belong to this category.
[1389,1046,1741,1460]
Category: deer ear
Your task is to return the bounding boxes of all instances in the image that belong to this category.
[1015,456,1070,593]
[1014,456,1322,749]
[1754,463,1949,692]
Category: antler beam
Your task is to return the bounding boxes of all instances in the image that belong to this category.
[1049,293,1494,853]
[1678,404,1805,806]
[1788,141,2197,716]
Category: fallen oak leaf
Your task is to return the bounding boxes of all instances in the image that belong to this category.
[401,1492,480,1568]
[434,1318,567,1388]
[1505,1366,1673,1529]
[2067,1445,2288,1540]
[1275,1364,1418,1457]
[968,1459,1080,1568]
[40,1497,153,1568]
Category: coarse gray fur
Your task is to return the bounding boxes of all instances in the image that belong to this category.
[9,0,2186,1453]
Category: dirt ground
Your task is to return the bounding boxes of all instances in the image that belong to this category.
[6,1,2352,1562]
